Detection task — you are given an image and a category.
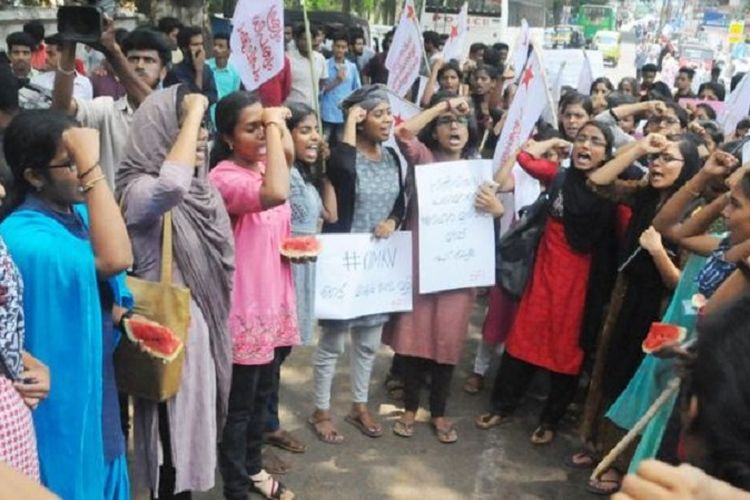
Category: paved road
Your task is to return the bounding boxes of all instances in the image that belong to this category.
[131,299,604,499]
[602,29,638,86]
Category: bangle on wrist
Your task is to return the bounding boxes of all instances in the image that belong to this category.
[81,175,105,193]
[57,63,75,76]
[77,163,100,180]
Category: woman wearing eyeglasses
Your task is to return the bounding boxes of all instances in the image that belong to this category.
[0,110,132,498]
[382,93,502,444]
[476,121,617,445]
[575,132,701,495]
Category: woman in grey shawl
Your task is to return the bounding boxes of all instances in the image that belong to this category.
[115,85,234,497]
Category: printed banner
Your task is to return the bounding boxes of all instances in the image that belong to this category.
[415,160,495,293]
[230,0,285,92]
[314,232,413,320]
[385,0,423,98]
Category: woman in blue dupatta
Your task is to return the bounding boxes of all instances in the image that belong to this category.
[0,110,133,499]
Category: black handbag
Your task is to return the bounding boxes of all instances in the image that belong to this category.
[496,171,566,299]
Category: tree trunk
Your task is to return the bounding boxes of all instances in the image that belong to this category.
[222,0,237,18]
[152,0,205,27]
[342,0,351,14]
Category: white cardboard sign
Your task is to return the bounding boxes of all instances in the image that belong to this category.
[415,160,496,293]
[314,232,413,320]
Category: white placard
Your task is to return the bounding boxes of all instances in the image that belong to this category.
[415,160,495,293]
[542,49,605,91]
[314,232,413,320]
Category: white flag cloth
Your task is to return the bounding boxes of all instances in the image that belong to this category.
[541,60,565,126]
[510,19,531,78]
[441,2,468,62]
[492,45,548,214]
[385,91,421,176]
[385,0,423,98]
[720,72,750,134]
[577,50,593,94]
[229,0,285,92]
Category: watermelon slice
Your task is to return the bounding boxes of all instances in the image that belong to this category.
[642,322,687,354]
[122,317,183,363]
[280,235,322,259]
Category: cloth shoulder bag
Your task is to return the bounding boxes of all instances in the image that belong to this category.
[496,171,566,299]
[114,212,191,401]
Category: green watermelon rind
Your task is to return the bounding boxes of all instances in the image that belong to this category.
[123,317,184,364]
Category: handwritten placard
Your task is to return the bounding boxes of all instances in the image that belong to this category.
[415,160,496,293]
[229,0,284,92]
[314,232,413,320]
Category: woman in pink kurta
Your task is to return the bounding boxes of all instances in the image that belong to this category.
[383,92,503,444]
[209,91,297,500]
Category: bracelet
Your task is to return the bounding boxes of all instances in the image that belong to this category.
[57,63,75,76]
[77,163,100,180]
[81,175,105,193]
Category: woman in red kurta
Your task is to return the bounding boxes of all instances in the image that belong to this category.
[476,120,617,445]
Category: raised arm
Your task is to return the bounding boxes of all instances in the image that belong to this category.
[397,96,470,142]
[341,104,367,147]
[420,57,444,108]
[99,19,152,107]
[51,41,78,115]
[589,133,665,186]
[64,127,133,278]
[258,107,292,208]
[639,227,681,289]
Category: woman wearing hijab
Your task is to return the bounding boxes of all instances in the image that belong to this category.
[309,84,405,444]
[116,86,234,498]
[1,111,131,498]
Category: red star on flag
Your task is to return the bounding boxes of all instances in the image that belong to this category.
[406,4,415,19]
[394,114,405,127]
[522,66,534,88]
[449,24,458,39]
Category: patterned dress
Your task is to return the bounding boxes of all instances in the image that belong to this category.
[0,237,39,480]
[289,166,323,345]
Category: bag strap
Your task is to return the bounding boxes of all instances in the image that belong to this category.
[160,212,174,285]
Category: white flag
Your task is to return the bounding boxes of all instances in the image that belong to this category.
[542,61,566,126]
[720,72,750,134]
[577,50,593,94]
[510,19,531,78]
[441,2,468,62]
[386,90,421,175]
[229,0,285,92]
[386,0,423,98]
[492,45,548,213]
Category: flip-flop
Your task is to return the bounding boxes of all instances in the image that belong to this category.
[586,477,621,496]
[392,419,415,438]
[529,425,555,445]
[345,413,383,438]
[307,416,344,445]
[264,430,306,453]
[463,374,484,394]
[432,423,458,444]
[474,413,512,430]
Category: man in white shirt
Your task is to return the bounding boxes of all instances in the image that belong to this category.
[32,33,93,102]
[286,24,328,107]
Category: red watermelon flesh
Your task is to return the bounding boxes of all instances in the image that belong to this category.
[123,317,183,363]
[642,323,687,354]
[280,236,322,258]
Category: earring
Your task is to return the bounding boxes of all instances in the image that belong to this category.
[228,142,234,151]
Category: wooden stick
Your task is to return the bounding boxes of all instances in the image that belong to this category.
[301,0,325,173]
[479,129,490,152]
[590,377,681,480]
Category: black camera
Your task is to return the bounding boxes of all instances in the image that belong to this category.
[57,0,115,44]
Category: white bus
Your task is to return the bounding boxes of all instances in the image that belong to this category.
[420,0,509,46]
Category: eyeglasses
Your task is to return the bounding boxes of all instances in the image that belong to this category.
[436,115,469,127]
[573,134,607,148]
[46,160,76,172]
[649,153,684,164]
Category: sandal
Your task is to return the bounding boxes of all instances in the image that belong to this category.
[261,448,290,475]
[249,469,295,500]
[392,419,415,438]
[432,422,458,444]
[263,430,306,453]
[474,413,512,430]
[463,373,484,394]
[529,425,555,445]
[307,415,344,445]
[345,410,383,438]
[566,450,599,469]
[586,469,622,496]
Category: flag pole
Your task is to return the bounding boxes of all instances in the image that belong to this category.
[301,0,325,172]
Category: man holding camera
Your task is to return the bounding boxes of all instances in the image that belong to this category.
[32,34,93,102]
[53,21,169,187]
[163,26,218,105]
